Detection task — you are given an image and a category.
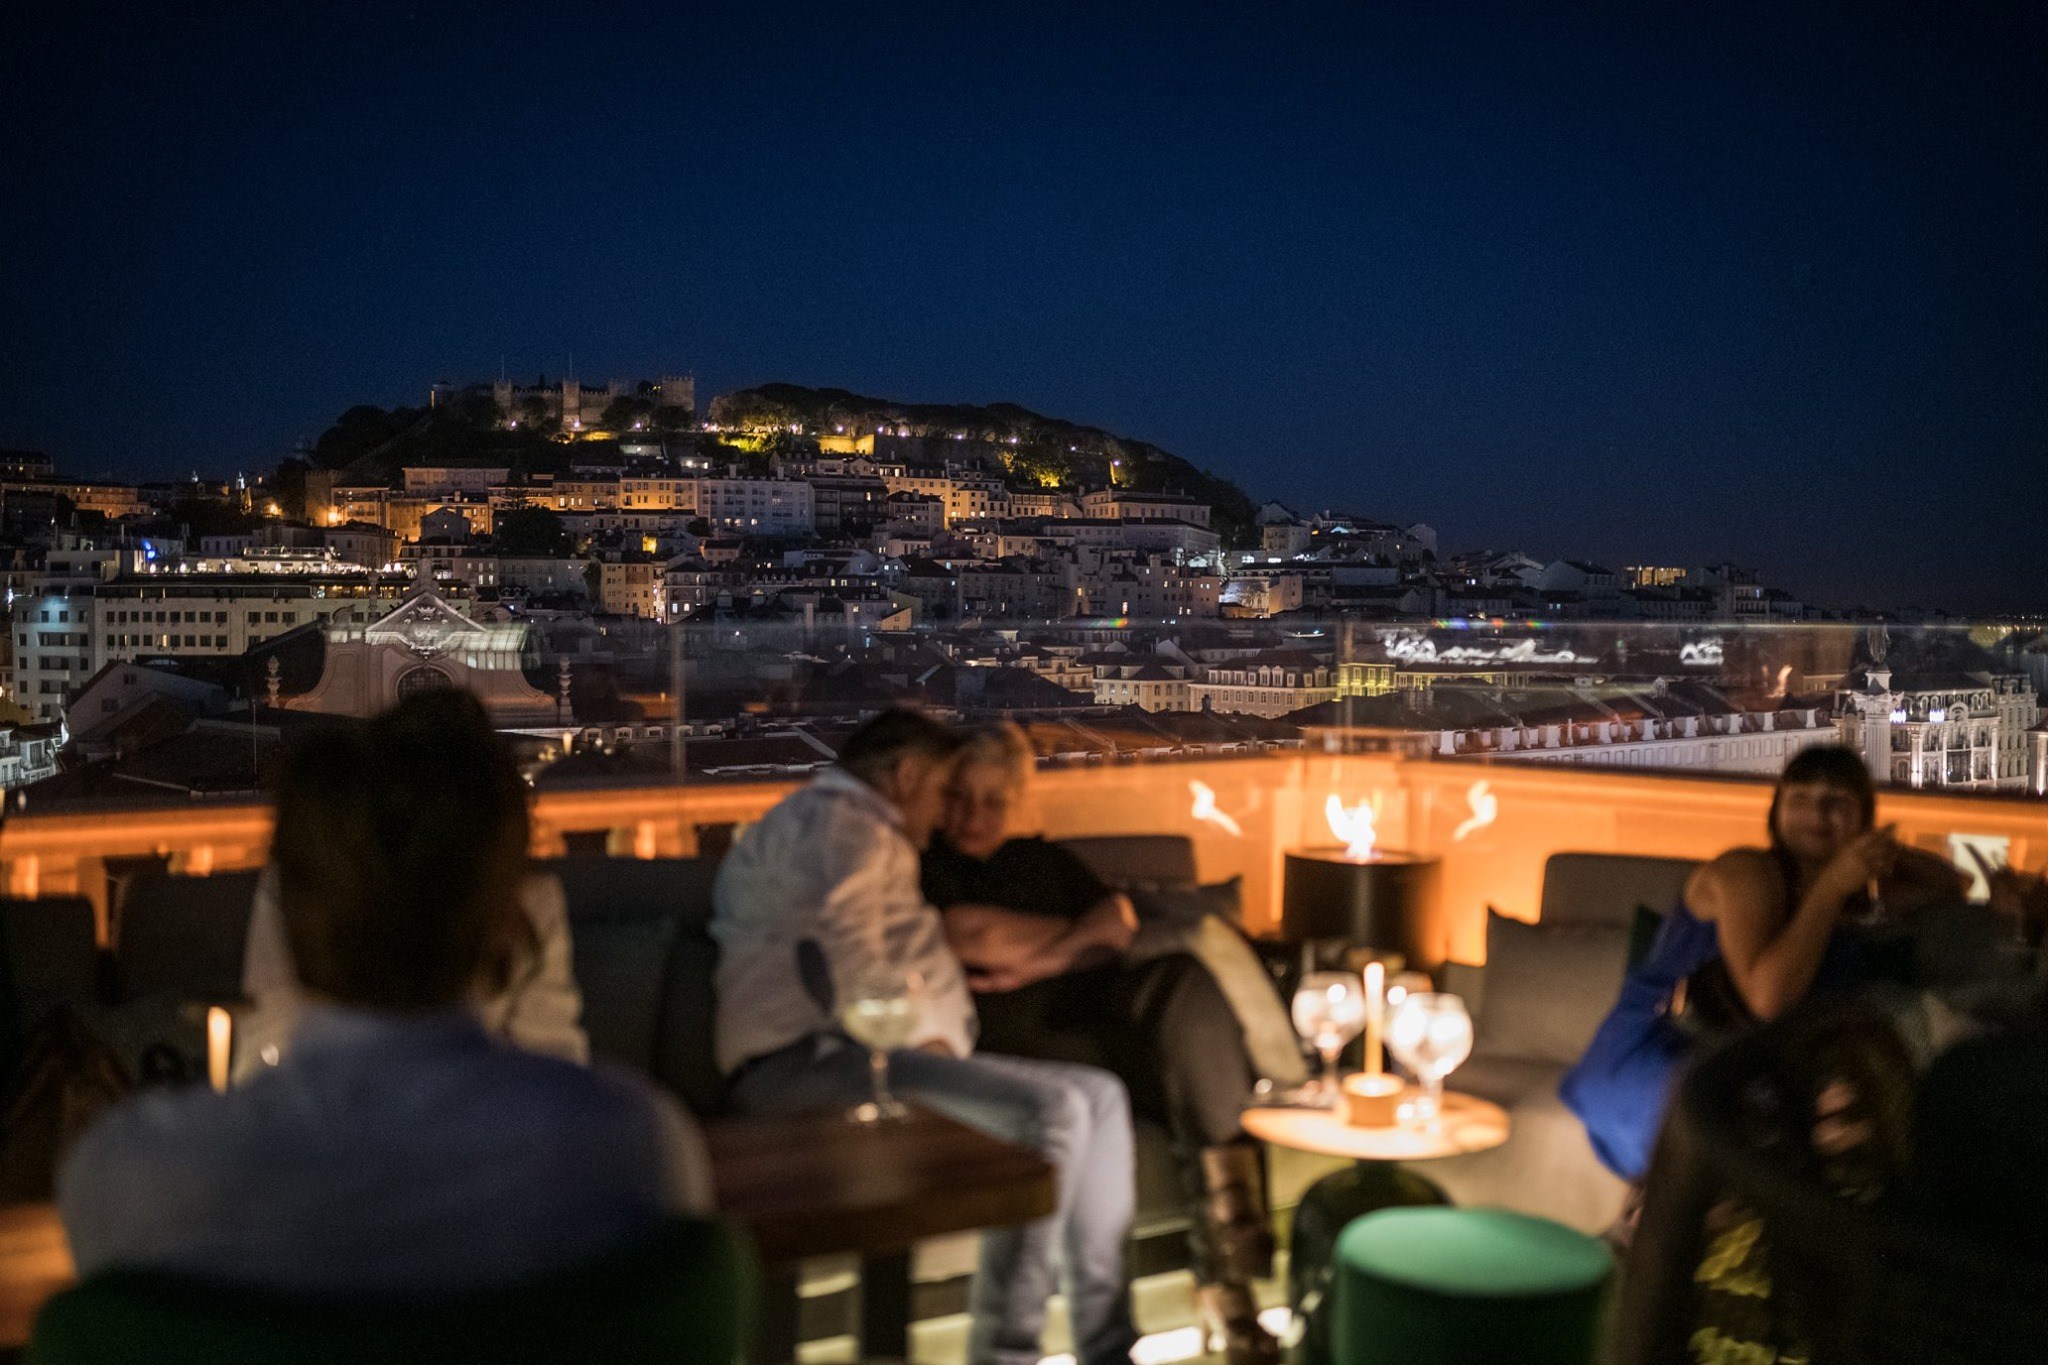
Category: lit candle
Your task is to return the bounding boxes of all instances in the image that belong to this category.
[1363,961,1384,1080]
[206,1006,233,1094]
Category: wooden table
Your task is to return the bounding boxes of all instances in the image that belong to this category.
[1246,1091,1511,1365]
[706,1104,1055,1362]
[704,1104,1053,1265]
[1242,1090,1510,1163]
[1,1107,1054,1362]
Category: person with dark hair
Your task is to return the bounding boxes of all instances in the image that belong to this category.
[58,691,712,1291]
[713,708,1139,1365]
[1563,744,1965,1186]
[232,707,588,1080]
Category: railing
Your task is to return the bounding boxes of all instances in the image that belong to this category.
[3,755,2043,960]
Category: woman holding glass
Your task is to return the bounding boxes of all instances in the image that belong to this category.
[923,725,1297,1365]
[1564,746,1965,1184]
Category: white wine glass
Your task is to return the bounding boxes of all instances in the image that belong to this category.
[1291,971,1368,1108]
[1385,992,1473,1128]
[840,969,922,1124]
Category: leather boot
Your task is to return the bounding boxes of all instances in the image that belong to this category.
[1199,1281,1281,1365]
[1200,1142,1276,1280]
[1198,1142,1279,1364]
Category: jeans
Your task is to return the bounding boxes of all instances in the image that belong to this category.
[732,1039,1139,1365]
[976,952,1256,1146]
[976,953,1260,1277]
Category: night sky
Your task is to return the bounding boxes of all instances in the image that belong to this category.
[4,3,2042,612]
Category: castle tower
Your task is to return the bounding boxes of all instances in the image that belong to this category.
[657,374,696,416]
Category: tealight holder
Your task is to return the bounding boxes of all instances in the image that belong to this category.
[1341,1072,1404,1128]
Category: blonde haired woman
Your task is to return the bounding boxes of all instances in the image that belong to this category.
[924,723,1291,1364]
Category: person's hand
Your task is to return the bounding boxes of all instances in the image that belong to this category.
[1818,826,1900,901]
[1085,893,1139,955]
[968,963,1028,994]
[967,954,1060,995]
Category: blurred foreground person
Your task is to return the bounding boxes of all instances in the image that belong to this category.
[233,854,587,1081]
[59,691,711,1291]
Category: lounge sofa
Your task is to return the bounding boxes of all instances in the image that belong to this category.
[6,843,1692,1258]
[1431,852,1699,1233]
[553,835,1218,1263]
[12,838,1220,1258]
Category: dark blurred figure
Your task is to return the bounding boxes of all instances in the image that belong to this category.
[59,691,711,1291]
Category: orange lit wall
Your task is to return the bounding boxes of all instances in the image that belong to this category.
[4,757,2041,957]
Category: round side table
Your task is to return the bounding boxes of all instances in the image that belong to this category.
[1245,1092,1511,1365]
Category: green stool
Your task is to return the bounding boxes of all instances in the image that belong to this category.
[1332,1207,1612,1365]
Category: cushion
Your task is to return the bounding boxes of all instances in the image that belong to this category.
[550,856,726,1116]
[1473,910,1629,1066]
[650,931,725,1117]
[1054,836,1198,892]
[1128,877,1241,929]
[113,873,260,1004]
[1627,904,1664,972]
[1429,1054,1632,1236]
[547,857,716,932]
[570,916,681,1075]
[1538,853,1697,929]
[1,897,99,1043]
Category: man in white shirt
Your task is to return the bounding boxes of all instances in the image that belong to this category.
[714,710,1137,1365]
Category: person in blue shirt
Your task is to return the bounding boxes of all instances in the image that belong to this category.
[60,691,712,1293]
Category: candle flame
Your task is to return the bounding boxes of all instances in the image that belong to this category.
[1364,960,1385,1080]
[1325,794,1378,860]
[1188,781,1243,838]
[1451,779,1498,843]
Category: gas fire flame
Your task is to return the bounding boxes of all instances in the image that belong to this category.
[1770,664,1792,699]
[1325,794,1379,861]
[1452,780,1498,843]
[1188,781,1243,838]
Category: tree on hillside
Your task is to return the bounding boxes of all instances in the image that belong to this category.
[456,389,501,428]
[763,430,819,461]
[650,404,693,435]
[494,506,576,557]
[602,396,656,432]
[314,405,410,469]
[515,394,556,434]
[274,457,311,521]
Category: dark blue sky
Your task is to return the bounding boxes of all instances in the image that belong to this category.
[4,3,2042,611]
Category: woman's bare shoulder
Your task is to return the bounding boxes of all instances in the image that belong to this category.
[1686,846,1782,920]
